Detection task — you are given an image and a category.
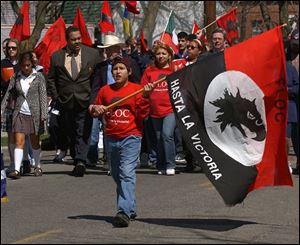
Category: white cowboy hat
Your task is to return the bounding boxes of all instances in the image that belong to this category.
[97,35,125,48]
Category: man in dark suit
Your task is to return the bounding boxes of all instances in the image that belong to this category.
[47,26,100,177]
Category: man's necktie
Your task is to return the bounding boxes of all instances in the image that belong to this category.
[71,54,79,80]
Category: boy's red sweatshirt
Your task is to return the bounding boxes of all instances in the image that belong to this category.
[140,66,173,118]
[94,81,150,139]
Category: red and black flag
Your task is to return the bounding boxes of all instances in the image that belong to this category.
[216,7,239,45]
[9,1,30,41]
[120,1,140,14]
[73,7,92,47]
[99,0,115,33]
[34,16,67,74]
[166,26,293,206]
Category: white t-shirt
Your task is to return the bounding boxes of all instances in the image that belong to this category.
[19,69,37,115]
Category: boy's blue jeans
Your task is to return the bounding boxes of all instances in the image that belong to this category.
[106,135,141,218]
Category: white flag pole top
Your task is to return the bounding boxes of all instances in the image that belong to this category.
[160,9,173,41]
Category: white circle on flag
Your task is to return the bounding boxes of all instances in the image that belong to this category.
[204,70,267,166]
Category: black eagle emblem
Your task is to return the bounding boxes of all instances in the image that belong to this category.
[209,88,266,142]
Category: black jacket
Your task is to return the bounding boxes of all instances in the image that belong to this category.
[47,45,101,109]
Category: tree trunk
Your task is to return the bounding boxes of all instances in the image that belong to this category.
[259,1,275,30]
[142,1,161,45]
[26,1,51,51]
[204,1,216,40]
[239,1,248,42]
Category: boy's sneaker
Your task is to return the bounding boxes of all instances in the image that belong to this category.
[113,212,130,227]
[175,153,187,164]
[158,170,166,175]
[166,168,175,176]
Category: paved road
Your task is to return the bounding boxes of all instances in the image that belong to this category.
[1,150,299,244]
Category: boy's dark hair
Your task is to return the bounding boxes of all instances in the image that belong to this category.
[177,31,188,39]
[66,26,80,40]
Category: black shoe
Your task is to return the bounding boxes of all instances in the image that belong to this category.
[20,160,31,175]
[113,212,130,227]
[184,164,202,173]
[72,162,86,177]
[130,213,137,221]
[86,161,97,168]
[8,170,21,179]
[53,153,66,163]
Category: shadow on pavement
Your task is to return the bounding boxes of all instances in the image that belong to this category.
[68,215,113,224]
[137,218,257,231]
[67,215,257,231]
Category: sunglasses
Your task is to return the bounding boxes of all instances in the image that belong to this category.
[187,45,198,50]
[7,46,17,50]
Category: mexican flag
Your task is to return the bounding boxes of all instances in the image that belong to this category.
[160,11,178,54]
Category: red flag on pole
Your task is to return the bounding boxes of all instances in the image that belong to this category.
[34,16,67,74]
[99,1,115,33]
[216,8,239,44]
[192,20,200,34]
[140,29,148,53]
[192,20,208,45]
[9,1,30,42]
[73,7,92,46]
[125,1,140,14]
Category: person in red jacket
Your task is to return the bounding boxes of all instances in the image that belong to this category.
[140,43,177,176]
[89,57,153,228]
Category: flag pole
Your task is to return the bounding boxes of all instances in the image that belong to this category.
[160,10,173,41]
[106,76,166,110]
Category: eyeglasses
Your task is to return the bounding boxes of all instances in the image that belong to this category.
[187,45,198,50]
[7,46,17,50]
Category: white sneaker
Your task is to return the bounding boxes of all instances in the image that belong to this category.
[166,169,175,176]
[288,162,293,174]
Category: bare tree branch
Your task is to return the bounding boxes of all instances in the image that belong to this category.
[259,1,276,30]
[9,1,20,15]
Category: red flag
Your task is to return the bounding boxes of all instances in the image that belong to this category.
[34,16,67,74]
[125,1,140,14]
[191,20,200,34]
[140,29,148,53]
[9,1,30,41]
[160,11,178,54]
[99,1,115,33]
[225,26,292,191]
[73,7,92,46]
[216,8,239,44]
[166,26,292,206]
[192,20,208,45]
